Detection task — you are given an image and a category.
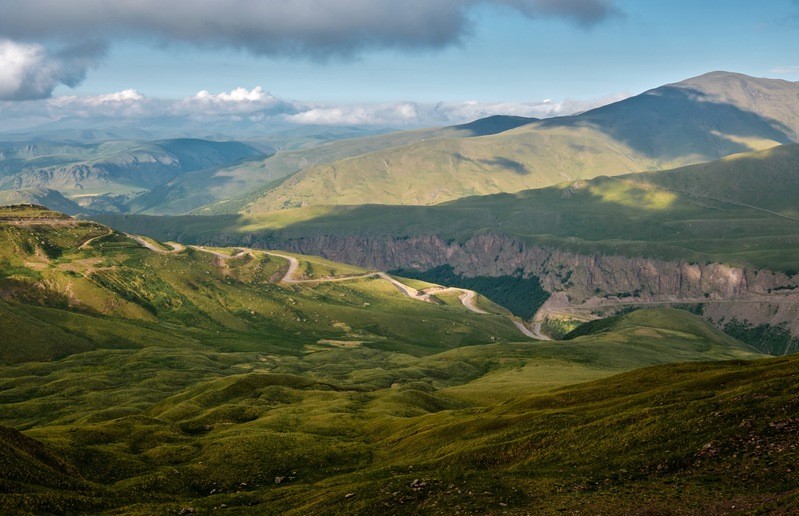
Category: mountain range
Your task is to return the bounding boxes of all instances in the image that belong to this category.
[4,70,799,513]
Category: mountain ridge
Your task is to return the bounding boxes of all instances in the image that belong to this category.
[235,71,799,213]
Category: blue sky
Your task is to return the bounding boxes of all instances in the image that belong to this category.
[1,0,798,128]
[57,0,799,103]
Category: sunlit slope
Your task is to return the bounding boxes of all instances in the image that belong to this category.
[0,205,524,364]
[1,306,780,514]
[94,142,799,272]
[148,122,520,215]
[241,72,799,211]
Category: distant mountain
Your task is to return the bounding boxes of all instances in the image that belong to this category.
[143,123,488,215]
[0,188,86,215]
[0,139,265,209]
[240,72,799,212]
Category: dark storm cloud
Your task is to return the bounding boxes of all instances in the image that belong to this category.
[0,0,621,59]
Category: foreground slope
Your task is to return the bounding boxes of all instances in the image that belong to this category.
[240,72,799,211]
[1,302,784,514]
[0,205,526,363]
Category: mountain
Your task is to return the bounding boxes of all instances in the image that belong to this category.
[95,142,799,272]
[0,188,86,215]
[237,72,799,212]
[148,122,510,215]
[0,139,265,211]
[91,143,799,350]
[9,206,799,514]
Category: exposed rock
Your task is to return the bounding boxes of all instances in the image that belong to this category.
[236,233,799,343]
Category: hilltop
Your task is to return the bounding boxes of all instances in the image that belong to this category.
[233,72,799,212]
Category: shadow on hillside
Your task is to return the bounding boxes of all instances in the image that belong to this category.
[539,86,795,161]
[451,115,540,137]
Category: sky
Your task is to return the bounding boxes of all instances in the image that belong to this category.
[1,0,799,129]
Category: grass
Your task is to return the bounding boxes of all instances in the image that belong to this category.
[232,74,798,213]
[2,205,796,514]
[1,303,787,514]
[93,143,799,274]
[0,206,524,365]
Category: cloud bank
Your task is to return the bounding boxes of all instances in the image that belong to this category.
[0,86,628,134]
[0,0,620,59]
[0,0,620,100]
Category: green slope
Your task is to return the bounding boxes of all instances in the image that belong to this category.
[0,205,525,364]
[136,122,506,216]
[93,142,799,273]
[5,205,795,514]
[239,72,799,212]
[1,303,781,514]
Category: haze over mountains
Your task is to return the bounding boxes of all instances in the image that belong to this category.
[4,69,799,513]
[238,72,799,212]
[3,72,798,217]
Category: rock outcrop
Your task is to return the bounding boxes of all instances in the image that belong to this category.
[236,233,799,342]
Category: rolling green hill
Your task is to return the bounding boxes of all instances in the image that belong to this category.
[0,205,526,363]
[237,72,799,212]
[179,121,518,216]
[7,205,799,514]
[3,300,786,514]
[94,142,799,273]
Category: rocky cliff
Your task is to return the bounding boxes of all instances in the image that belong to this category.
[235,233,799,348]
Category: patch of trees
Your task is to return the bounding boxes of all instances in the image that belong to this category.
[390,265,549,319]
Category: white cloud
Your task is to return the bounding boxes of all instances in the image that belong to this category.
[771,66,799,75]
[170,86,298,117]
[284,94,629,127]
[46,89,150,117]
[0,39,103,100]
[0,86,628,135]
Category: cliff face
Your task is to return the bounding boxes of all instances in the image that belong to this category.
[238,233,799,340]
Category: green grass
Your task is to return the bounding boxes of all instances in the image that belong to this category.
[93,143,799,274]
[3,205,797,514]
[233,73,799,213]
[0,304,786,514]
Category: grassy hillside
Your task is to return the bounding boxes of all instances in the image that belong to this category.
[0,205,527,364]
[6,206,797,513]
[238,72,798,212]
[94,142,799,273]
[185,122,507,216]
[2,299,785,513]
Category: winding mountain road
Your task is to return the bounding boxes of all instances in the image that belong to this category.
[128,236,544,340]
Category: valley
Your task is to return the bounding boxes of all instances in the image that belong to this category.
[3,208,792,514]
[3,67,799,514]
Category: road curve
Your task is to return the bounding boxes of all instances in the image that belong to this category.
[128,235,185,253]
[263,252,540,339]
[128,235,545,340]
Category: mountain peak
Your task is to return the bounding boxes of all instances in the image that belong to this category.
[671,70,798,92]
